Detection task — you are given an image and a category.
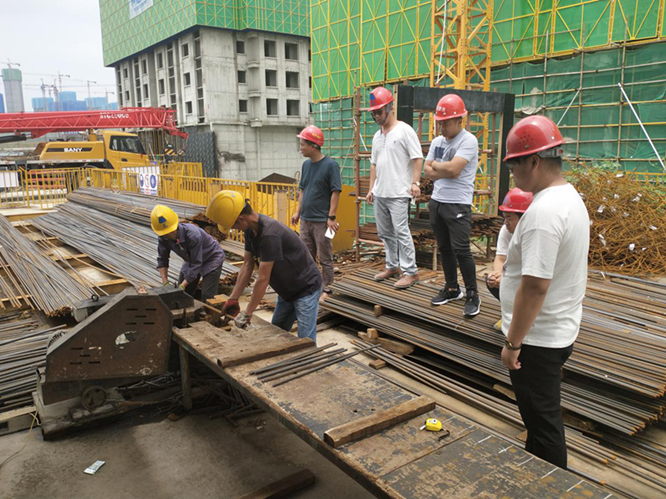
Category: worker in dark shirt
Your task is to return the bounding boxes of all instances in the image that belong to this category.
[151,204,225,303]
[291,125,342,302]
[206,190,322,342]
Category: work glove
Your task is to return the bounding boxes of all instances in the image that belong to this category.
[234,311,251,329]
[222,299,240,318]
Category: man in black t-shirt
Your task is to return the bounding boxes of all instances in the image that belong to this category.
[207,191,322,342]
[291,125,342,303]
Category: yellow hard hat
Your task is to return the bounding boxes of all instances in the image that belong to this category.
[206,190,246,234]
[151,205,179,236]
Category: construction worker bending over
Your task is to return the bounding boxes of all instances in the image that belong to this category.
[151,205,225,303]
[365,86,423,290]
[207,191,322,342]
[500,116,589,469]
[291,125,342,303]
[425,94,481,317]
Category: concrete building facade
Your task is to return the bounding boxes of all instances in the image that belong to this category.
[1,68,25,113]
[112,27,311,180]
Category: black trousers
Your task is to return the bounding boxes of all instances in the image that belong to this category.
[509,343,574,469]
[428,200,477,293]
[178,264,223,303]
[485,275,500,301]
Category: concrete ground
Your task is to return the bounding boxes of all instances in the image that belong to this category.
[0,408,373,499]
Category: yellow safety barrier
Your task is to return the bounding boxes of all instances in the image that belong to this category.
[85,169,300,242]
[0,168,85,210]
[159,162,204,178]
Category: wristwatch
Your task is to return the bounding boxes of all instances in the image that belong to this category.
[504,339,522,351]
[412,181,420,186]
[327,215,336,221]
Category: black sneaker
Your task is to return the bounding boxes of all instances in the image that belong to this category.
[431,286,464,306]
[464,292,481,317]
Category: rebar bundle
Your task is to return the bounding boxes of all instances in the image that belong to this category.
[31,202,236,288]
[323,269,666,436]
[0,214,97,316]
[68,187,206,222]
[0,312,65,413]
[568,168,666,276]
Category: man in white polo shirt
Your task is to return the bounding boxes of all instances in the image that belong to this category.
[365,86,423,290]
[425,94,480,317]
[500,115,589,469]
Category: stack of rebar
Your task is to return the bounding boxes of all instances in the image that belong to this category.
[31,202,237,288]
[0,312,65,412]
[250,342,380,387]
[68,187,206,223]
[323,269,666,436]
[0,214,97,316]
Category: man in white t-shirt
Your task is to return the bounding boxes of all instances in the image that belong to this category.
[424,94,480,317]
[486,188,533,330]
[365,86,424,289]
[500,116,590,469]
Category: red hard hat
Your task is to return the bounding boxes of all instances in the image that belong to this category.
[504,115,564,161]
[297,125,324,146]
[499,188,533,213]
[435,94,467,121]
[365,87,394,111]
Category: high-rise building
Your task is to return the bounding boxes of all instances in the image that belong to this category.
[0,93,5,113]
[100,0,311,180]
[1,68,25,113]
[32,97,56,112]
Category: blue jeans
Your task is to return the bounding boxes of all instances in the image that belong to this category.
[271,289,321,343]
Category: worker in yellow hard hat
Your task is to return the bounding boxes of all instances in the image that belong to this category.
[206,191,322,342]
[151,204,225,303]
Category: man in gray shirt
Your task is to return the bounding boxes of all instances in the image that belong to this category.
[425,94,480,317]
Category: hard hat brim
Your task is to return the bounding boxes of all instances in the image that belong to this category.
[153,222,178,236]
[503,140,565,162]
[434,110,468,121]
[217,224,230,235]
[499,205,527,214]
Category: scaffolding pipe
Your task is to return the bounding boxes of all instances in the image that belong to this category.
[617,83,666,172]
[557,88,581,126]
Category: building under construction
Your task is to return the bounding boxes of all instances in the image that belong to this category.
[0,1,665,499]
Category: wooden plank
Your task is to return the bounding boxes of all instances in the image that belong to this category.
[0,405,37,437]
[355,335,414,356]
[237,469,315,499]
[367,327,379,339]
[373,305,383,317]
[323,396,436,448]
[175,320,313,369]
[369,359,387,370]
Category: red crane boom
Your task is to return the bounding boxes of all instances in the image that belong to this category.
[0,107,188,139]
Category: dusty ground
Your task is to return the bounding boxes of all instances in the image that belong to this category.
[0,406,373,499]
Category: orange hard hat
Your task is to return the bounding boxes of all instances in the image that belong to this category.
[365,87,394,111]
[499,188,533,213]
[504,116,564,161]
[435,94,467,121]
[297,125,325,146]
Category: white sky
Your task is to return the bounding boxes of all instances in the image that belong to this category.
[0,0,116,110]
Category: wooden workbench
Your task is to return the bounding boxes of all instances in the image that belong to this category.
[174,319,614,499]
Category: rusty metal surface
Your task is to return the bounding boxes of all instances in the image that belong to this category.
[173,318,616,499]
[43,288,172,403]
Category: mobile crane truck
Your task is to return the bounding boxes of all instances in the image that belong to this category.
[0,107,188,170]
